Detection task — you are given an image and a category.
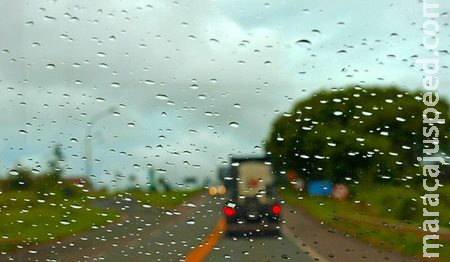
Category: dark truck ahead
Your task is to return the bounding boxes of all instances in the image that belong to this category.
[219,155,281,236]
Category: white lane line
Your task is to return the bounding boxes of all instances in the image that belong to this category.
[281,225,330,262]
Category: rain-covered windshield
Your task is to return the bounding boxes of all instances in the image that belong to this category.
[0,1,449,261]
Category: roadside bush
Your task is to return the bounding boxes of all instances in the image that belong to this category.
[396,198,418,222]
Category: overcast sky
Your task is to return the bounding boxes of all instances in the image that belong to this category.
[0,0,449,189]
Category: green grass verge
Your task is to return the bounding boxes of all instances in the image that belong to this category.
[280,185,449,261]
[0,190,119,252]
[122,189,203,208]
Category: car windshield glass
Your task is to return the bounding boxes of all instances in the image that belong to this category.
[1,1,449,261]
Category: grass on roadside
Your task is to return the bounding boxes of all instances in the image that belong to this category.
[280,185,450,261]
[120,189,203,208]
[0,190,119,252]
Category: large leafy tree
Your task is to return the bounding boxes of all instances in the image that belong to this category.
[265,85,450,184]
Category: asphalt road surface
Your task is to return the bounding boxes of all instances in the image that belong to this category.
[1,193,420,261]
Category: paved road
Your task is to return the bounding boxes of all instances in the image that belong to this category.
[1,193,420,261]
[2,194,221,261]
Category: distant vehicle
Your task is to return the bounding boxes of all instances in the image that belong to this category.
[220,155,281,236]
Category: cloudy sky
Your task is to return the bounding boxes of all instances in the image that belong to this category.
[0,0,449,189]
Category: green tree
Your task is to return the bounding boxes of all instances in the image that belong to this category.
[7,167,33,190]
[48,143,64,181]
[265,85,450,184]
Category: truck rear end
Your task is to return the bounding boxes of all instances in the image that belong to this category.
[222,156,281,236]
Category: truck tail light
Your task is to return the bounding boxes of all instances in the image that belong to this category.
[223,206,236,217]
[271,204,281,215]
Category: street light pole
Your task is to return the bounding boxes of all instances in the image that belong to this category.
[85,107,116,177]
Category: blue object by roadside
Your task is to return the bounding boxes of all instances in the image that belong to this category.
[307,180,333,196]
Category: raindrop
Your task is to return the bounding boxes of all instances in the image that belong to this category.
[46,64,56,69]
[99,63,109,68]
[276,134,284,141]
[9,170,19,176]
[190,84,199,90]
[209,38,220,44]
[96,97,106,102]
[44,15,56,21]
[229,122,239,128]
[18,129,28,134]
[233,103,241,108]
[333,111,343,116]
[110,82,120,88]
[186,219,195,225]
[390,32,398,38]
[156,94,169,100]
[295,39,312,47]
[60,220,70,225]
[387,54,396,59]
[70,138,78,143]
[127,122,136,127]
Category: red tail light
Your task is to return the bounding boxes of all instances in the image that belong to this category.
[223,206,236,216]
[272,204,281,215]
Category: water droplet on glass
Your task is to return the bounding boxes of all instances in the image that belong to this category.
[110,82,120,88]
[156,94,169,100]
[229,122,239,128]
[70,204,82,209]
[46,64,56,69]
[295,39,312,47]
[209,38,220,44]
[9,170,19,176]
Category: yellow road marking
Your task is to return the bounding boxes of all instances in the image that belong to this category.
[185,217,226,262]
